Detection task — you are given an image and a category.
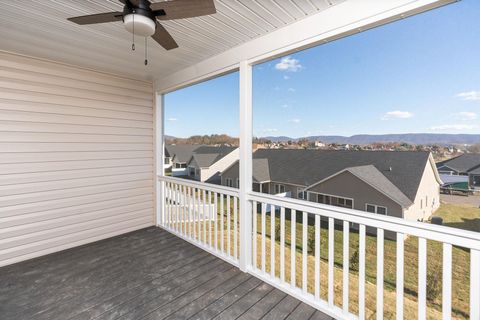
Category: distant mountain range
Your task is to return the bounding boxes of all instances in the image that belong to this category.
[262,134,480,145]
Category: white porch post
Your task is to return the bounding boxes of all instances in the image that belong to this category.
[239,60,253,272]
[155,92,165,226]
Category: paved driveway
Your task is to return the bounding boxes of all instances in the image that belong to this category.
[440,194,480,207]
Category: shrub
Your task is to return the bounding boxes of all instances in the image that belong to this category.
[307,228,315,253]
[275,223,281,242]
[350,249,359,271]
[426,267,442,302]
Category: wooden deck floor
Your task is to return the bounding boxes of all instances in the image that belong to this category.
[0,227,332,320]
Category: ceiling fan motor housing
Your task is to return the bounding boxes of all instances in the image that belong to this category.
[123,1,156,37]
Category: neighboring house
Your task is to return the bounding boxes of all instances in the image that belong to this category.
[187,146,239,184]
[436,153,480,188]
[221,149,441,222]
[165,145,204,176]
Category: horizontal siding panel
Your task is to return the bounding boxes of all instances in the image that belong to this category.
[0,216,153,263]
[0,132,154,144]
[0,187,153,218]
[0,165,153,185]
[0,210,152,250]
[0,109,153,128]
[0,52,152,93]
[0,173,153,197]
[0,222,153,267]
[0,78,153,107]
[0,66,152,100]
[0,99,153,121]
[0,158,153,173]
[0,180,153,208]
[0,142,153,152]
[0,202,153,240]
[0,88,153,114]
[0,121,152,137]
[0,194,153,228]
[0,52,154,266]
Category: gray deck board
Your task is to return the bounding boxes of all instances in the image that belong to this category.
[0,227,333,320]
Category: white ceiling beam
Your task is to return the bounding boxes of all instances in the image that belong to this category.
[155,0,456,93]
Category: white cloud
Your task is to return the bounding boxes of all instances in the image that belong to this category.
[288,88,296,92]
[453,111,477,120]
[261,128,278,133]
[456,91,480,101]
[275,56,303,72]
[167,117,178,121]
[381,110,413,120]
[430,124,477,131]
[289,118,301,123]
[283,75,290,80]
[282,104,289,108]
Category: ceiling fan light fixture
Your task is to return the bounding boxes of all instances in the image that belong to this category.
[124,14,155,37]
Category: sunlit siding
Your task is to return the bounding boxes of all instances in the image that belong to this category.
[0,52,155,267]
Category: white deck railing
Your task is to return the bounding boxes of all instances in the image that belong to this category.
[159,176,480,320]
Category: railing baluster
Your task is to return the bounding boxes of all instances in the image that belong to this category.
[165,182,170,228]
[442,243,452,320]
[418,237,427,320]
[377,228,384,320]
[470,249,480,320]
[203,189,207,244]
[328,217,334,307]
[197,187,201,242]
[315,214,320,300]
[271,204,276,278]
[291,209,296,287]
[253,201,257,270]
[302,211,308,294]
[227,195,231,256]
[220,194,224,253]
[343,220,349,314]
[359,224,366,320]
[187,186,191,237]
[280,207,285,282]
[261,202,266,273]
[234,196,238,259]
[174,183,178,232]
[396,232,404,320]
[183,185,187,235]
[214,192,218,251]
[208,191,212,247]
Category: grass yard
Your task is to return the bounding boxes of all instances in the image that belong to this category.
[435,202,480,233]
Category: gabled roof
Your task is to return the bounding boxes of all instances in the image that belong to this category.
[221,158,270,183]
[308,165,413,207]
[436,153,480,173]
[188,146,237,168]
[251,149,433,202]
[165,145,204,163]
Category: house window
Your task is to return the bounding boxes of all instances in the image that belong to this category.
[274,184,285,194]
[337,197,353,209]
[225,178,233,187]
[236,179,239,188]
[366,204,387,215]
[317,194,331,205]
[164,157,170,164]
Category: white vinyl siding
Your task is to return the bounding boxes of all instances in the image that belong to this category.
[0,52,155,267]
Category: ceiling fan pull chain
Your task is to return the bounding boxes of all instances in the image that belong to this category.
[132,12,135,51]
[144,37,148,66]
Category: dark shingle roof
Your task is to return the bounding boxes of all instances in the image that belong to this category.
[189,146,236,167]
[436,153,480,173]
[252,149,431,202]
[222,158,270,183]
[165,145,204,163]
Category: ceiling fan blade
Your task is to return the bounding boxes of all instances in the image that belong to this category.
[68,12,123,25]
[151,0,216,20]
[151,21,178,50]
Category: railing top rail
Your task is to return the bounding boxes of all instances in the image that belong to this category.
[158,175,240,197]
[248,191,480,250]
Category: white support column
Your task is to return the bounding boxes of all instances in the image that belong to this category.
[239,60,253,272]
[155,92,165,226]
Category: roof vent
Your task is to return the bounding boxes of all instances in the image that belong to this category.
[388,167,392,171]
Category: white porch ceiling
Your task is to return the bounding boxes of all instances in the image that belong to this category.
[0,0,344,82]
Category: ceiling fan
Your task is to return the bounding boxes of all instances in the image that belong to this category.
[67,0,216,63]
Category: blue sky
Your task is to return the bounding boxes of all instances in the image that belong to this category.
[165,0,480,138]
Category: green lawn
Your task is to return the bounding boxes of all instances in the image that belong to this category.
[435,203,480,233]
